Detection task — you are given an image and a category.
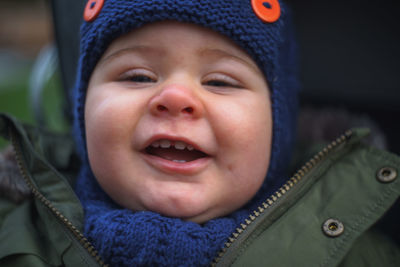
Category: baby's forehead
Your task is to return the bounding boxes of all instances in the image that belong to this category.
[99,21,262,74]
[105,21,246,53]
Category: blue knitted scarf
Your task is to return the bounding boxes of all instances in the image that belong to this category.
[76,164,262,266]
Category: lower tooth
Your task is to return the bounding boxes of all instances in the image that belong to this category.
[173,159,187,163]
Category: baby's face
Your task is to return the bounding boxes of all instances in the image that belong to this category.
[85,21,272,223]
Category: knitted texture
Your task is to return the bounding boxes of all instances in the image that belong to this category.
[73,0,299,265]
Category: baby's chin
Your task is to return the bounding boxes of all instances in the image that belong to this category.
[144,200,222,224]
[104,178,251,224]
[151,205,232,224]
[125,194,235,224]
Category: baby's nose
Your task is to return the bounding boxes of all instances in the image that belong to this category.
[149,84,204,118]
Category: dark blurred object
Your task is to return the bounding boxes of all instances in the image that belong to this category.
[288,0,399,110]
[50,0,400,154]
[286,0,400,154]
[50,0,85,122]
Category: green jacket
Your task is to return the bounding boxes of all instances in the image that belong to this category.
[0,113,399,267]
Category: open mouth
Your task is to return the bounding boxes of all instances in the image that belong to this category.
[144,139,208,163]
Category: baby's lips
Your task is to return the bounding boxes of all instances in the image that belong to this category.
[142,134,211,156]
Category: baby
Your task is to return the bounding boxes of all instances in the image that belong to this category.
[73,0,298,265]
[84,21,273,223]
[2,0,398,266]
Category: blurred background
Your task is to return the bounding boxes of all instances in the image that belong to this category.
[0,0,66,148]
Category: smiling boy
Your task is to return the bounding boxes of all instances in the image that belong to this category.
[71,1,300,265]
[84,21,272,223]
[0,0,399,266]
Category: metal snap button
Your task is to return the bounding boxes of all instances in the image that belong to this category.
[84,0,105,22]
[251,0,281,23]
[376,167,397,183]
[322,218,344,237]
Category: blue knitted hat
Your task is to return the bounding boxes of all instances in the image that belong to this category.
[73,0,299,200]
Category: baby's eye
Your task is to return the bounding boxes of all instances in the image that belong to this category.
[129,75,156,83]
[119,69,157,83]
[205,80,233,87]
[203,74,243,89]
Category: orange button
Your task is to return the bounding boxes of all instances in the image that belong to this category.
[84,0,105,22]
[251,0,281,23]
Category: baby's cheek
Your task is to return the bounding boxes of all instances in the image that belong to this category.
[230,131,271,197]
[87,101,133,141]
[237,155,268,190]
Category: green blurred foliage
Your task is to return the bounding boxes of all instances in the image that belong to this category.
[0,65,68,148]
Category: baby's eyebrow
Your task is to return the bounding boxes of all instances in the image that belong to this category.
[98,45,166,66]
[197,48,262,75]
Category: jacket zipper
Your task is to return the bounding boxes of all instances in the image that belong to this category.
[211,130,353,266]
[9,129,108,267]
